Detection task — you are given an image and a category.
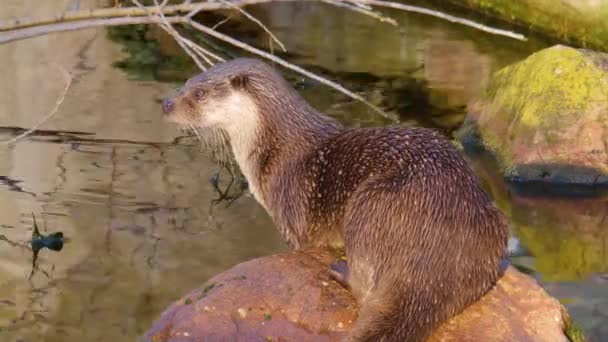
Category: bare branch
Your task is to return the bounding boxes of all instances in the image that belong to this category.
[0,0,527,123]
[131,0,208,69]
[0,0,284,32]
[0,0,527,42]
[211,15,233,30]
[1,65,73,146]
[356,0,527,41]
[321,0,397,26]
[183,39,226,62]
[0,16,183,44]
[218,0,287,52]
[187,20,398,122]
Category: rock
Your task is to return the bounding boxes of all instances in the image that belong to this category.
[143,249,355,342]
[445,0,608,52]
[144,249,575,342]
[458,45,608,184]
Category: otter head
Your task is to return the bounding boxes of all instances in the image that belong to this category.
[161,59,297,206]
[161,58,269,133]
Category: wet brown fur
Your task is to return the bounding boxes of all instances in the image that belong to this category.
[163,58,510,342]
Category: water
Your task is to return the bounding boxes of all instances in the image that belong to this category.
[1,1,606,341]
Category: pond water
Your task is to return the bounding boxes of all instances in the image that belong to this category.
[1,1,607,341]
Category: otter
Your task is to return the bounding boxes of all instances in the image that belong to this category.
[161,58,509,342]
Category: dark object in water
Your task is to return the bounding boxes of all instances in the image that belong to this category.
[29,213,64,279]
[209,166,248,208]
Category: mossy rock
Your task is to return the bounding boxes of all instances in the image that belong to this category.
[460,45,608,184]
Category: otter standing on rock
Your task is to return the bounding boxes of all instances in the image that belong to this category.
[161,58,509,342]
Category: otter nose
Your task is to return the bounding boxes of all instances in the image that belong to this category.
[162,98,175,114]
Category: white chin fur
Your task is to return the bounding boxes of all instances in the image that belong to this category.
[201,91,266,208]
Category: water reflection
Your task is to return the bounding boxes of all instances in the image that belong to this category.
[0,1,605,341]
[512,196,608,281]
[0,138,283,341]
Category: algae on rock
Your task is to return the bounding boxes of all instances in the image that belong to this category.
[460,45,608,184]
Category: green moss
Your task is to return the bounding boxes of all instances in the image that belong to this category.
[477,45,608,170]
[564,316,587,342]
[487,46,607,125]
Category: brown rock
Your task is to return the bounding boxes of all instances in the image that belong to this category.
[431,267,568,342]
[144,249,356,342]
[144,249,570,342]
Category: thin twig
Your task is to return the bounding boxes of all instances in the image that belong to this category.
[218,0,287,52]
[185,3,207,20]
[183,39,226,62]
[152,0,209,69]
[0,16,183,44]
[321,0,397,26]
[151,0,225,67]
[211,15,233,30]
[131,0,207,69]
[0,0,284,31]
[188,20,398,122]
[357,0,527,41]
[1,65,72,146]
[152,0,216,67]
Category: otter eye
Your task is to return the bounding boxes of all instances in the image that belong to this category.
[194,89,204,101]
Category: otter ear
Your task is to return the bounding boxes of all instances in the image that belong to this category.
[230,74,249,90]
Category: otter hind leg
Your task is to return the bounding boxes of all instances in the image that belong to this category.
[342,178,453,342]
[342,171,507,341]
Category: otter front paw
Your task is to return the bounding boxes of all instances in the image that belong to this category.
[329,259,350,289]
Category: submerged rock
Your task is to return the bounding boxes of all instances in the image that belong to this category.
[144,249,574,342]
[459,45,608,184]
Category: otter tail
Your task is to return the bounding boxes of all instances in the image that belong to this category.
[343,281,445,342]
